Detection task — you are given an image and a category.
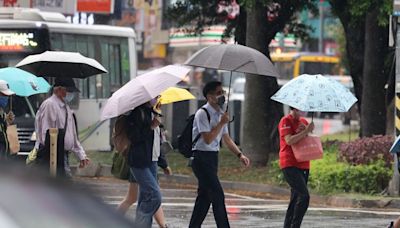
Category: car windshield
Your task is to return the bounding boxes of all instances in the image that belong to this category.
[11,95,41,118]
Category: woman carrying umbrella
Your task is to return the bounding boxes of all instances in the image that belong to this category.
[0,80,15,159]
[117,98,172,228]
[278,107,314,228]
[125,98,165,228]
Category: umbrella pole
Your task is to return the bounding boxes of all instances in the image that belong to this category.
[226,71,233,112]
[9,96,12,112]
[311,112,314,122]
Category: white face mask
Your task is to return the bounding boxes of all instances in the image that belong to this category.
[64,92,74,103]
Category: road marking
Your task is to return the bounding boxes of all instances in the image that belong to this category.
[101,199,400,216]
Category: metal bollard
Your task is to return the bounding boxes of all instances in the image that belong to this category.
[49,128,58,177]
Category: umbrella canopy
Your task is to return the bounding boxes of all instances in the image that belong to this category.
[0,164,134,228]
[159,87,195,105]
[101,65,190,120]
[15,51,107,78]
[185,44,280,77]
[0,67,50,97]
[271,74,357,112]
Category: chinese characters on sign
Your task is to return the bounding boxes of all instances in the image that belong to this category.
[0,32,38,52]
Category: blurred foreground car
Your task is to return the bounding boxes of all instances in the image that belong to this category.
[0,163,133,228]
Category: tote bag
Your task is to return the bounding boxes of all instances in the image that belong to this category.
[291,135,323,162]
[7,124,20,154]
[111,152,130,180]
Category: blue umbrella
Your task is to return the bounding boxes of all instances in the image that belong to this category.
[390,136,400,154]
[271,74,357,113]
[0,67,50,97]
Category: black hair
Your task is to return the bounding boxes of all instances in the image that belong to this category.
[202,81,222,98]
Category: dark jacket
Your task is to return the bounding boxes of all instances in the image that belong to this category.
[126,104,154,168]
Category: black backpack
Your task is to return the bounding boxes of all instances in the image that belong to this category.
[177,108,210,158]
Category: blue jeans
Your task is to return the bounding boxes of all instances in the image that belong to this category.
[131,162,161,228]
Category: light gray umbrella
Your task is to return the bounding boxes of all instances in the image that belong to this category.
[185,44,280,109]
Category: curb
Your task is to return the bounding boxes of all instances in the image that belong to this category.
[71,164,400,210]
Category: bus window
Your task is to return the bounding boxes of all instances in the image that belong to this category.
[50,33,62,50]
[300,62,337,75]
[121,41,130,84]
[62,34,77,52]
[100,41,110,98]
[110,44,121,94]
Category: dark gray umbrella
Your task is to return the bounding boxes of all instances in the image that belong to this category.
[15,51,107,79]
[0,162,134,228]
[185,44,280,77]
[185,44,280,109]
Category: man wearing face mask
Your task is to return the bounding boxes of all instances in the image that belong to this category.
[278,107,314,228]
[0,80,15,159]
[189,81,250,228]
[35,78,89,177]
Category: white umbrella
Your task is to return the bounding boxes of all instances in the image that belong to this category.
[15,51,107,78]
[271,74,358,120]
[100,65,190,120]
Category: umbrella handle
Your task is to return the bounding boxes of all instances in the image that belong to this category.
[9,96,12,112]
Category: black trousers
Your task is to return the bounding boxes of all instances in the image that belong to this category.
[189,151,230,228]
[0,142,7,160]
[282,167,310,228]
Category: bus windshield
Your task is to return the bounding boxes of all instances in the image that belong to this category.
[271,52,340,77]
[300,61,338,75]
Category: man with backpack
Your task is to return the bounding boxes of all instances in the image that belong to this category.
[189,81,250,228]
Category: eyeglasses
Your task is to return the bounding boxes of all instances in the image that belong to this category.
[212,90,226,96]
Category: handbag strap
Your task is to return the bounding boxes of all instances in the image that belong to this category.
[63,105,68,130]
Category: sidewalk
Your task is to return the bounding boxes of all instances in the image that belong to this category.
[71,164,400,210]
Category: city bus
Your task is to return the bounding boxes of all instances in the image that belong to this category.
[270,52,341,84]
[0,8,137,154]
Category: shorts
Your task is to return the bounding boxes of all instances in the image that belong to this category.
[128,167,160,183]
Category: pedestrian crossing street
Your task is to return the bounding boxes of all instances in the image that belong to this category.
[76,177,400,228]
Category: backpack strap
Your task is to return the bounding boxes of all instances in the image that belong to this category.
[192,107,210,148]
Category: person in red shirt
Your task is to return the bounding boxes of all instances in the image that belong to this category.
[278,107,314,228]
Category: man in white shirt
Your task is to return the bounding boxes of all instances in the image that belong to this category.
[35,78,89,177]
[189,81,250,228]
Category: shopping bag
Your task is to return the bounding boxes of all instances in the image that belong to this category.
[111,152,130,180]
[26,148,38,165]
[6,124,20,154]
[292,135,323,162]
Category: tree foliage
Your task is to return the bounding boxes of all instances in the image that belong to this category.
[166,0,318,48]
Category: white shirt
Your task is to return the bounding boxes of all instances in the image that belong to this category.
[35,94,86,160]
[152,126,160,161]
[192,103,228,152]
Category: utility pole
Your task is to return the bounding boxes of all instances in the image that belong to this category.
[390,0,400,195]
[318,0,324,53]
